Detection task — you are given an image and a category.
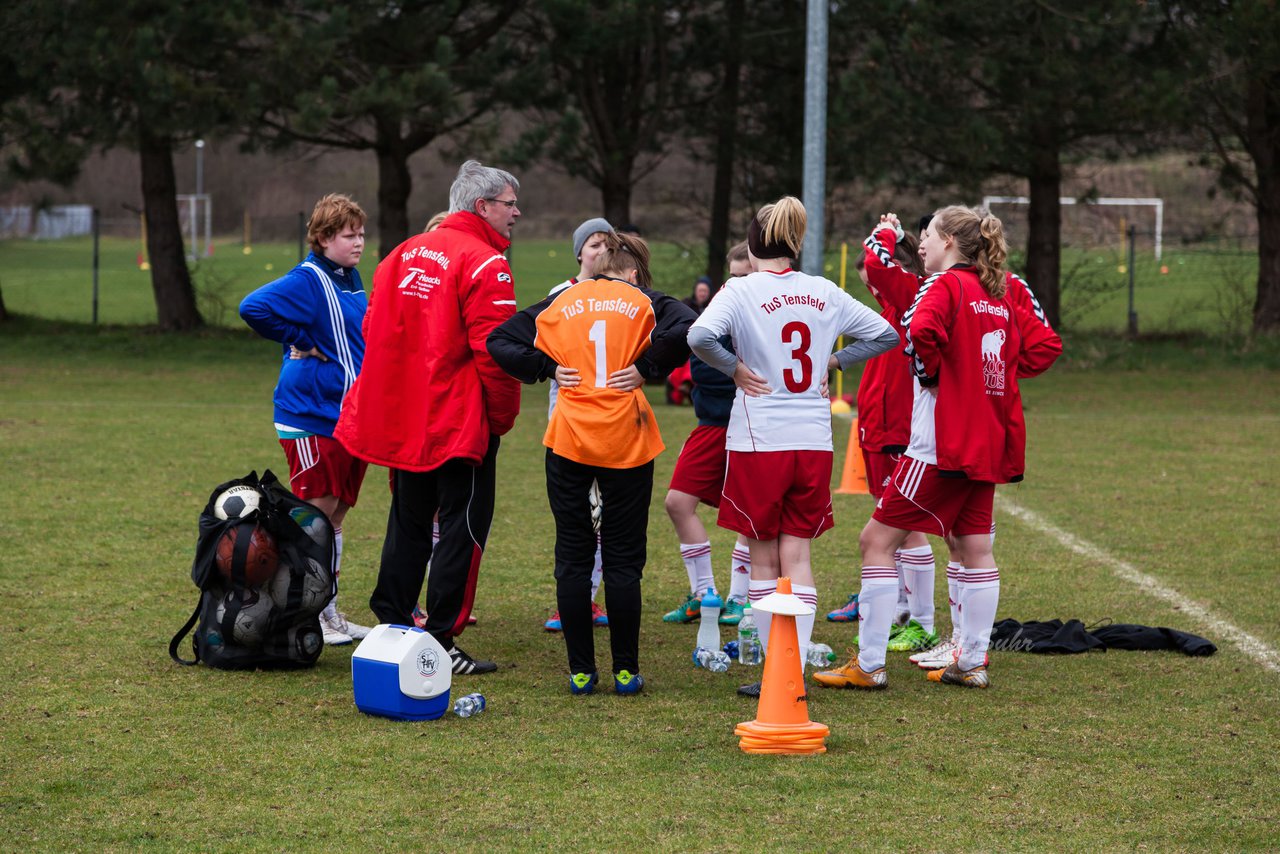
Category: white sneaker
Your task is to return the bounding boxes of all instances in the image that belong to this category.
[319,612,353,646]
[910,639,958,670]
[327,611,372,642]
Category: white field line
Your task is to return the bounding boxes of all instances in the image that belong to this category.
[998,499,1280,674]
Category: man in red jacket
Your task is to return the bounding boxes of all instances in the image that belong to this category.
[335,160,522,675]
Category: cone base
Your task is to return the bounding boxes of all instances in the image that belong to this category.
[735,719,830,755]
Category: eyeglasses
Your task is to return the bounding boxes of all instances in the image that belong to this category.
[483,198,519,209]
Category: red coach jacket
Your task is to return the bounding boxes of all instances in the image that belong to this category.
[334,212,521,472]
[903,265,1062,483]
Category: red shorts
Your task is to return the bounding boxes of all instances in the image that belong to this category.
[872,455,994,538]
[280,434,368,507]
[862,449,902,500]
[718,450,834,541]
[669,424,729,507]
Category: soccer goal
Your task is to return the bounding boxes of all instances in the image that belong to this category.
[982,196,1164,261]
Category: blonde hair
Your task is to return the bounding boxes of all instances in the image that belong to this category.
[307,194,366,254]
[755,196,807,257]
[424,211,447,233]
[932,205,1008,298]
[590,231,652,288]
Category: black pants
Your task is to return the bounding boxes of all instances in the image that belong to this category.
[369,436,500,648]
[546,449,652,676]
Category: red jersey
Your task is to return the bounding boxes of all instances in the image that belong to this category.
[856,227,920,452]
[334,212,521,472]
[902,265,1062,483]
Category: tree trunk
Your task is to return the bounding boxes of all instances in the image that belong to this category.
[139,127,202,331]
[375,135,412,262]
[600,155,634,233]
[0,276,8,322]
[1024,138,1062,329]
[704,0,744,290]
[1247,74,1280,334]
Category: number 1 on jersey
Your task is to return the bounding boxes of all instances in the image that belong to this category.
[589,319,607,387]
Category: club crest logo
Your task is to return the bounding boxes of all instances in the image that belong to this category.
[416,648,440,677]
[980,328,1006,394]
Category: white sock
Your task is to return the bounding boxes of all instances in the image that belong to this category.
[946,561,964,644]
[793,583,817,667]
[856,566,898,672]
[899,545,936,632]
[590,533,603,601]
[894,551,909,620]
[432,520,440,547]
[958,567,1000,670]
[680,542,714,596]
[322,526,343,621]
[728,543,751,601]
[748,578,777,656]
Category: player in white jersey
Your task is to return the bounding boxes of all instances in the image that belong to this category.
[688,196,899,692]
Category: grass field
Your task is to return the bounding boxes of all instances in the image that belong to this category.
[1,319,1278,850]
[0,234,1258,337]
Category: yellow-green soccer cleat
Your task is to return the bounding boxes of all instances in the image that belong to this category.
[813,659,888,690]
[927,662,990,688]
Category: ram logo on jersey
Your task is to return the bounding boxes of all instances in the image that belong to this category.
[981,328,1006,394]
[497,272,511,283]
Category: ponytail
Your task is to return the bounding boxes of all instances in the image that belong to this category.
[749,196,806,259]
[932,205,1007,298]
[590,231,652,288]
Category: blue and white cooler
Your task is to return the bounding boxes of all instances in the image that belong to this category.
[352,624,452,721]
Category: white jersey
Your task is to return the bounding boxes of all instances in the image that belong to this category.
[691,268,892,452]
[905,378,938,465]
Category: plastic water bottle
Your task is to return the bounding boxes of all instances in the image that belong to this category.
[737,606,762,665]
[692,646,731,673]
[722,640,739,660]
[453,692,486,718]
[807,643,835,668]
[695,588,722,652]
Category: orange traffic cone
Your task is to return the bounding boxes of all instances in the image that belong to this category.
[734,577,829,755]
[834,417,869,495]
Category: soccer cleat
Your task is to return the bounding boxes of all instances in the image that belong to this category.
[825,593,860,622]
[544,610,562,632]
[886,619,940,653]
[910,639,959,669]
[448,644,498,675]
[719,596,747,626]
[927,661,990,688]
[737,682,761,698]
[569,671,598,695]
[662,592,701,623]
[591,602,609,627]
[813,659,888,690]
[614,670,645,695]
[319,612,353,646]
[329,612,371,641]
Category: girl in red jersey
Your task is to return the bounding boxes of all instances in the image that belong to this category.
[814,206,1061,690]
[688,197,899,686]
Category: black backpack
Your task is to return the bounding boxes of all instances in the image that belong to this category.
[169,470,335,670]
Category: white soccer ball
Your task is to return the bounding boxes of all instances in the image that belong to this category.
[213,587,275,646]
[267,557,332,614]
[214,485,262,521]
[589,481,603,534]
[288,505,329,545]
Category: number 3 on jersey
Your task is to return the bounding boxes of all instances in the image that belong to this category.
[781,321,812,392]
[589,319,608,387]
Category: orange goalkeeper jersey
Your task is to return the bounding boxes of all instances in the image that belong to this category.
[488,276,697,469]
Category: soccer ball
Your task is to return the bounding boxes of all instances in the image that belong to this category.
[214,587,276,647]
[267,557,332,614]
[215,523,280,587]
[288,505,329,546]
[214,485,262,521]
[589,481,603,534]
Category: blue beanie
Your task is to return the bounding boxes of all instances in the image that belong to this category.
[573,217,614,260]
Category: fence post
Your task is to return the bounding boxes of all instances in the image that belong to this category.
[298,212,306,263]
[1127,224,1138,337]
[92,208,101,326]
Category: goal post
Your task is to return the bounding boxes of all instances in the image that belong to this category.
[982,195,1164,261]
[176,193,212,259]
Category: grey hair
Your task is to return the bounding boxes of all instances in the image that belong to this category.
[448,160,520,214]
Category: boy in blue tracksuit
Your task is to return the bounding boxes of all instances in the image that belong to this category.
[239,193,371,646]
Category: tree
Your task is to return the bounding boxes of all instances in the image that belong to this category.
[3,0,264,331]
[1167,0,1280,334]
[834,0,1181,328]
[252,0,523,258]
[513,0,696,229]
